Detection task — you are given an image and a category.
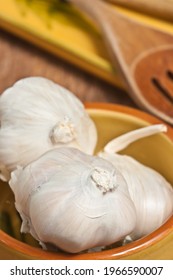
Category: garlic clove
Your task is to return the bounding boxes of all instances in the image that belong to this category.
[100,152,173,240]
[99,123,173,239]
[0,77,97,181]
[9,147,137,253]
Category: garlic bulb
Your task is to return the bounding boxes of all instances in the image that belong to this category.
[9,147,137,253]
[0,77,97,181]
[99,124,173,240]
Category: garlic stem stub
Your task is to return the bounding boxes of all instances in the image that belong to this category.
[104,124,167,154]
[0,77,97,181]
[9,147,137,253]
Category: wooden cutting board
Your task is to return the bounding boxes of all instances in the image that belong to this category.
[0,30,137,109]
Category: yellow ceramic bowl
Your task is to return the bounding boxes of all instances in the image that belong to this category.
[0,103,173,260]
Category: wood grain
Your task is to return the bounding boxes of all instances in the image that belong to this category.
[0,30,137,108]
[107,0,173,21]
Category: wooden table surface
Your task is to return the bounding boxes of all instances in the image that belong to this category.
[0,29,137,108]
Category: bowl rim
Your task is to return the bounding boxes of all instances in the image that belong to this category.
[0,102,173,260]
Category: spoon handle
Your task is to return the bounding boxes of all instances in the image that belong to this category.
[106,0,173,21]
[64,0,112,26]
[64,0,134,84]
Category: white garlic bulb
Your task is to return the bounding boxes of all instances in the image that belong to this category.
[99,124,173,240]
[9,147,137,253]
[0,77,97,181]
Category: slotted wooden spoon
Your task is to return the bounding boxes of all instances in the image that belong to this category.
[63,0,173,124]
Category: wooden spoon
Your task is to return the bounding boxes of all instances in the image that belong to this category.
[105,0,173,22]
[63,0,173,125]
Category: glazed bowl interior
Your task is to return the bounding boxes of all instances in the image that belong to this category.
[0,103,173,259]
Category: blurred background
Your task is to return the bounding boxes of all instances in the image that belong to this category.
[0,0,173,108]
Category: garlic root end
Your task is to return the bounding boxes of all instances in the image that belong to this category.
[50,117,76,144]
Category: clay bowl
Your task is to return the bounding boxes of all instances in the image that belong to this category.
[0,103,173,260]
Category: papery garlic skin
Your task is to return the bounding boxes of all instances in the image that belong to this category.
[0,77,97,181]
[9,147,136,253]
[100,151,173,240]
